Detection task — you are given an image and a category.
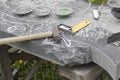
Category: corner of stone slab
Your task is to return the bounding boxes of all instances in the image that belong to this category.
[115,63,120,80]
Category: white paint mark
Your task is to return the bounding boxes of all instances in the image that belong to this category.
[7,26,17,33]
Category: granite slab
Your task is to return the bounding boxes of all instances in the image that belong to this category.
[0,0,120,80]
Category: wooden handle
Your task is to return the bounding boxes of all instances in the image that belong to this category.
[0,31,53,45]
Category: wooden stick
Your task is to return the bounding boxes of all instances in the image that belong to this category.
[0,31,53,45]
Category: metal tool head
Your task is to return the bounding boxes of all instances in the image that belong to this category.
[52,26,61,42]
[58,24,72,33]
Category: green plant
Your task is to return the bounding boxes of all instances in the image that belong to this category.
[12,60,64,80]
[88,0,108,4]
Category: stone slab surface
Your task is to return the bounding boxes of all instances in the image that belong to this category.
[58,63,104,80]
[0,0,120,80]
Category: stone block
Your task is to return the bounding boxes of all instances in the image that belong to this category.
[58,63,104,80]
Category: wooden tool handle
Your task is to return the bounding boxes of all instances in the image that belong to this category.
[0,31,53,45]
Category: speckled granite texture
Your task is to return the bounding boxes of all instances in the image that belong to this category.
[0,0,120,80]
